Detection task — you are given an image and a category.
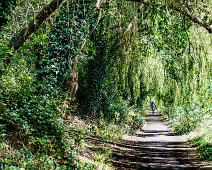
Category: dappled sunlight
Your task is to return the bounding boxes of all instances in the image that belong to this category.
[0,0,211,169]
[112,115,211,169]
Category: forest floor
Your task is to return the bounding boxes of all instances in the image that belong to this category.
[89,114,212,170]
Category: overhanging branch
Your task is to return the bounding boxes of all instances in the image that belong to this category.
[10,0,65,50]
[9,0,212,52]
[126,0,212,34]
[169,3,212,33]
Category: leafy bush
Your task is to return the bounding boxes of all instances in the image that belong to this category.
[163,105,205,134]
[126,107,145,130]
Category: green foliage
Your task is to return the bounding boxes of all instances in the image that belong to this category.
[74,3,121,119]
[163,105,212,161]
[186,114,212,161]
[126,108,145,130]
[0,0,211,167]
[0,0,16,29]
[77,162,97,170]
[192,137,212,161]
[41,4,87,91]
[0,22,79,170]
[163,105,206,134]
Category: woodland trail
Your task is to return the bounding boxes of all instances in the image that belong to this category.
[111,114,211,170]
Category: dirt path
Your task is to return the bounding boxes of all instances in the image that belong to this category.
[112,115,209,170]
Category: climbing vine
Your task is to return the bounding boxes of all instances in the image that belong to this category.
[0,0,211,168]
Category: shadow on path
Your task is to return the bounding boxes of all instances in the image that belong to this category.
[111,115,204,170]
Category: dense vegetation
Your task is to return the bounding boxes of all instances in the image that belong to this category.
[0,0,211,169]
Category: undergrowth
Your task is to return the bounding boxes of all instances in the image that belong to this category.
[162,106,212,161]
[188,114,212,161]
[0,49,144,169]
[0,106,144,169]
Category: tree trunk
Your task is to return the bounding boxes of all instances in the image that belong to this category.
[10,0,65,50]
[69,57,79,98]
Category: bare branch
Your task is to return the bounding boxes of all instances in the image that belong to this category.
[96,0,107,9]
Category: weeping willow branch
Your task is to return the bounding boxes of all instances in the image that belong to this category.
[126,0,212,34]
[8,0,212,52]
[170,4,212,33]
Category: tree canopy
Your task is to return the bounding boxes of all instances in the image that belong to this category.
[0,0,211,168]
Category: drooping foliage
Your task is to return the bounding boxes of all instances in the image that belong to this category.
[0,0,211,168]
